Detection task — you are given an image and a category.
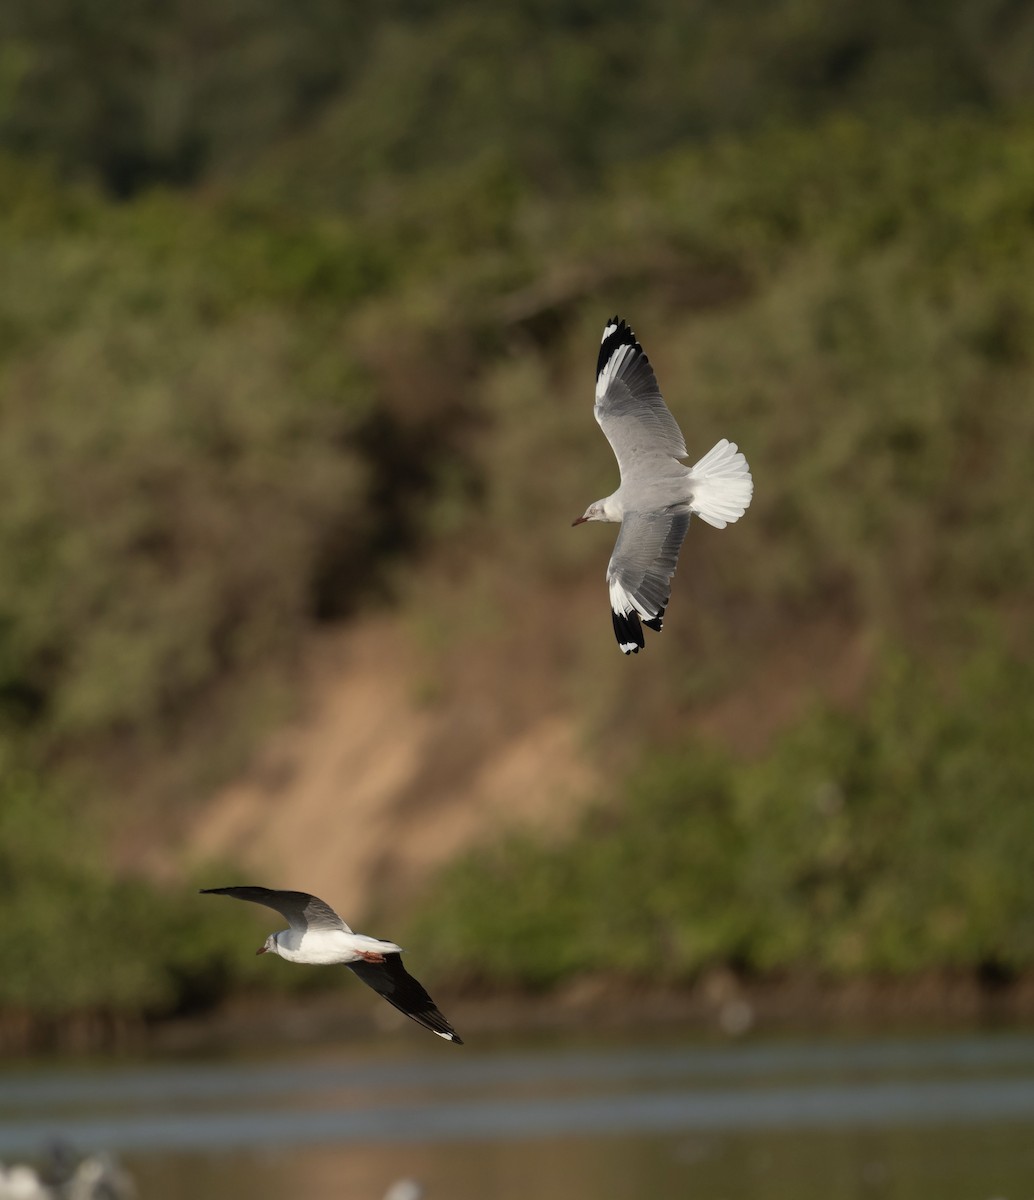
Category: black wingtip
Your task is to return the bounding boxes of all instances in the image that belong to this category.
[418,1008,464,1043]
[409,1008,464,1044]
[612,608,645,654]
[348,956,464,1044]
[643,605,666,633]
[597,317,641,381]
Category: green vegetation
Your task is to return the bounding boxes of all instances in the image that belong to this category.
[3,0,1033,201]
[0,167,375,748]
[1,1,1033,1029]
[415,645,1034,986]
[0,738,275,1031]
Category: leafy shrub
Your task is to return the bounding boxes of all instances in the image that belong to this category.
[0,740,272,1017]
[415,646,1034,985]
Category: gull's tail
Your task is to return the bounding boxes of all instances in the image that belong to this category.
[686,439,753,529]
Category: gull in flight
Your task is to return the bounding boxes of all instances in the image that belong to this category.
[573,316,753,653]
[201,886,462,1043]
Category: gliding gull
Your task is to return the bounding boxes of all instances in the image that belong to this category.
[201,886,462,1043]
[573,316,753,653]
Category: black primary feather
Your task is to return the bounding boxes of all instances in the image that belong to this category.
[611,607,644,654]
[347,954,463,1044]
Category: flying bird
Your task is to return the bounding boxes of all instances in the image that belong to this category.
[573,316,753,653]
[200,886,462,1043]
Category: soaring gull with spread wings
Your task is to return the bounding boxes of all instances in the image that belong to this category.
[201,886,462,1043]
[573,317,753,653]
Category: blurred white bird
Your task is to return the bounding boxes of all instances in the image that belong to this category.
[3,1147,136,1200]
[0,1164,49,1200]
[382,1181,424,1200]
[63,1155,136,1200]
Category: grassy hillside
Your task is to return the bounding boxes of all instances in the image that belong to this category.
[1,1,1033,1036]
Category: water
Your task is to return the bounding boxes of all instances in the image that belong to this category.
[2,1030,1034,1199]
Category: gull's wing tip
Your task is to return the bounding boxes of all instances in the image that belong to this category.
[612,606,645,655]
[349,956,463,1044]
[598,343,640,392]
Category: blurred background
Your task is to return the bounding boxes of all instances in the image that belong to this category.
[1,0,1034,1195]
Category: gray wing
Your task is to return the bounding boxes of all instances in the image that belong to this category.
[347,954,463,1043]
[594,317,687,482]
[200,886,351,933]
[607,507,691,653]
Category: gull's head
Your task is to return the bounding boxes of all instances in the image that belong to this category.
[572,500,606,526]
[256,933,277,956]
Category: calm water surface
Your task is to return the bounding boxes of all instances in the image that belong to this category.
[2,1030,1033,1199]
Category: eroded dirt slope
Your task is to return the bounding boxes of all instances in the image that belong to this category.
[184,615,596,920]
[180,593,872,926]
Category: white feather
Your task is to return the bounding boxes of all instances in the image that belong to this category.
[686,439,754,529]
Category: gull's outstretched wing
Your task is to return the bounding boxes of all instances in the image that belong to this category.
[607,507,692,654]
[594,317,687,481]
[200,886,351,933]
[347,954,463,1044]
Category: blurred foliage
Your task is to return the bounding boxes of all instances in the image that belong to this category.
[414,644,1034,986]
[1,0,1033,1022]
[2,0,1034,202]
[401,115,1034,749]
[0,158,466,747]
[0,737,279,1018]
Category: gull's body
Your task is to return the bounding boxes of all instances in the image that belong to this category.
[201,886,462,1043]
[265,925,403,966]
[574,317,753,653]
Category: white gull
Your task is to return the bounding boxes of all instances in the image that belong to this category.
[201,886,462,1043]
[573,316,754,653]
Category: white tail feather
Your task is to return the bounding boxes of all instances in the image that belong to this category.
[687,439,754,529]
